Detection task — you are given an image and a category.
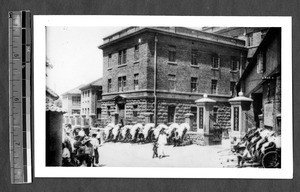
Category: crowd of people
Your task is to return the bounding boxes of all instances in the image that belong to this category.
[61,122,190,166]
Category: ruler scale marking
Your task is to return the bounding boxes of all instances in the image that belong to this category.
[9,10,32,184]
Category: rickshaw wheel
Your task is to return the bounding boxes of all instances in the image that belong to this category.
[262,151,280,168]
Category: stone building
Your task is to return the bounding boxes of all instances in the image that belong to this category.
[79,78,102,126]
[236,28,281,133]
[98,27,248,131]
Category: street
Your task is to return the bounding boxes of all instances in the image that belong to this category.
[97,139,238,168]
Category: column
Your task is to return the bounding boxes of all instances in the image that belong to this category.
[195,94,216,145]
[229,92,253,141]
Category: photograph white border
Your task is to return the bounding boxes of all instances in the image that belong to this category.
[34,16,293,178]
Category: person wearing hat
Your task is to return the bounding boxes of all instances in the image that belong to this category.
[157,128,168,159]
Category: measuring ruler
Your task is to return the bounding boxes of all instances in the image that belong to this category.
[8,10,32,184]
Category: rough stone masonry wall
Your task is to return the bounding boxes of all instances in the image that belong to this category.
[125,99,154,125]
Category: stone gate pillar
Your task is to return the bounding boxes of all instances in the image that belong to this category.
[229,92,253,140]
[195,94,216,145]
[184,113,194,131]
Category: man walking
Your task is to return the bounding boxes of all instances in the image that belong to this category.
[157,129,167,159]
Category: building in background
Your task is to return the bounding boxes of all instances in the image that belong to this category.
[61,85,83,115]
[79,78,102,126]
[236,28,281,132]
[98,27,248,131]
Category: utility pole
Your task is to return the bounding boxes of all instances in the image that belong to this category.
[154,34,158,127]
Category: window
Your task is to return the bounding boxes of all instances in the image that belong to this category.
[134,74,139,90]
[191,77,198,92]
[133,105,138,117]
[97,108,101,119]
[212,55,220,69]
[191,49,197,65]
[96,90,102,100]
[108,54,112,68]
[230,82,236,96]
[231,57,239,71]
[257,51,265,74]
[118,76,126,92]
[168,106,176,123]
[211,80,218,94]
[168,45,176,62]
[107,106,111,116]
[168,74,176,91]
[118,49,127,65]
[248,33,253,46]
[134,45,139,61]
[72,109,80,115]
[108,79,112,92]
[72,96,81,105]
[87,108,89,115]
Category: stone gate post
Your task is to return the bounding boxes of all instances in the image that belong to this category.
[195,94,216,145]
[228,92,253,140]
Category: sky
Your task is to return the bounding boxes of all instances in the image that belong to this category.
[46,26,124,95]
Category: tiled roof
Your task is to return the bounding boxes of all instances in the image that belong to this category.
[79,78,102,90]
[46,102,66,113]
[46,86,59,100]
[61,84,85,95]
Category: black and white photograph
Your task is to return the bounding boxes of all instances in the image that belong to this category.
[34,16,292,178]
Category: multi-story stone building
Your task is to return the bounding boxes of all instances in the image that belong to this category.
[98,27,248,131]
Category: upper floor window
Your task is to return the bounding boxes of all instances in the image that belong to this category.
[108,53,112,68]
[248,33,253,46]
[191,77,198,92]
[108,79,112,92]
[168,74,176,91]
[191,49,198,65]
[168,45,176,62]
[72,96,81,105]
[118,49,127,65]
[212,55,220,69]
[134,73,139,90]
[231,57,239,71]
[257,51,266,74]
[230,82,236,96]
[211,80,218,94]
[118,76,126,92]
[134,45,139,61]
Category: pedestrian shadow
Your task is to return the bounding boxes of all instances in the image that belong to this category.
[93,164,106,167]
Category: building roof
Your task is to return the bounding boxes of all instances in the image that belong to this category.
[46,86,59,100]
[46,102,66,113]
[237,28,281,87]
[79,78,102,90]
[98,27,246,49]
[61,84,85,96]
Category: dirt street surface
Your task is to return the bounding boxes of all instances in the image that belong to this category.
[97,140,238,168]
